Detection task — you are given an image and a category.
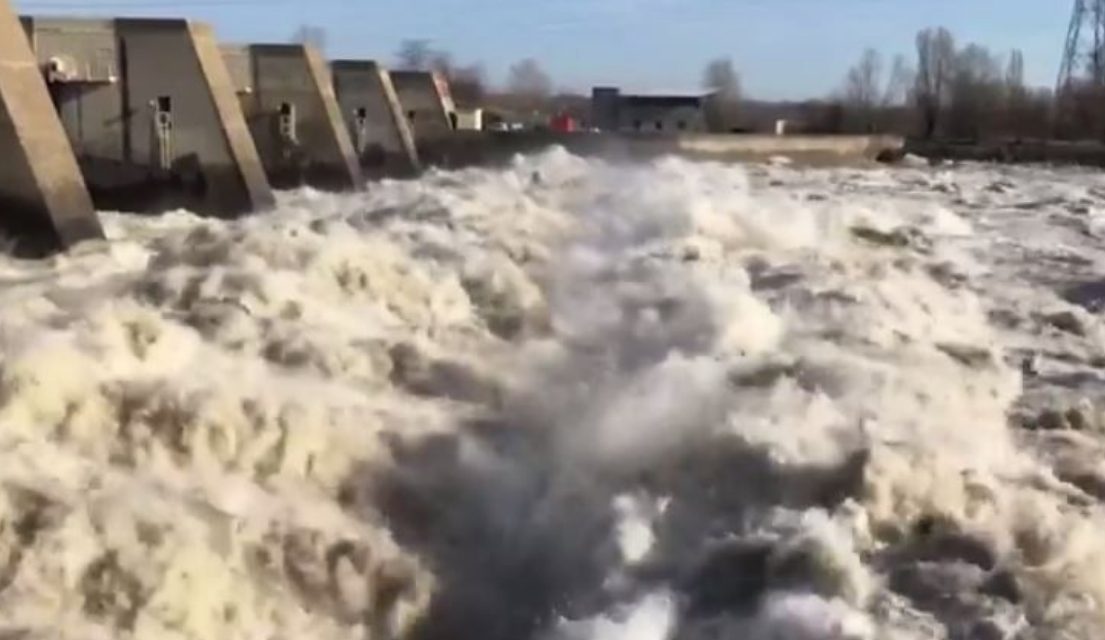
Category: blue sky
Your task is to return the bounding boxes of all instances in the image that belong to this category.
[14,0,1071,100]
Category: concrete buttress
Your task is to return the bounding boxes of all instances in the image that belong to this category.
[331,59,420,176]
[21,16,275,217]
[223,43,363,190]
[0,0,103,253]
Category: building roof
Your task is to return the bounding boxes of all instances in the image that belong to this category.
[621,93,712,107]
[592,87,718,107]
[624,89,718,98]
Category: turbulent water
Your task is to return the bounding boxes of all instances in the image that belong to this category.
[2,149,1105,639]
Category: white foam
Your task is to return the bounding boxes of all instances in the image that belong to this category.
[2,152,1105,638]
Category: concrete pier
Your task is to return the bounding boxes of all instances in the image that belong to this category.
[0,0,102,253]
[222,44,362,190]
[20,16,274,217]
[331,60,420,176]
[389,70,457,146]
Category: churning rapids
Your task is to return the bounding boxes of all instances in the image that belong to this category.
[3,150,1105,639]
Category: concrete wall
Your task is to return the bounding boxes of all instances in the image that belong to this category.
[390,70,456,144]
[0,0,102,254]
[25,19,124,174]
[330,59,419,177]
[223,44,361,190]
[21,17,273,217]
[417,131,905,170]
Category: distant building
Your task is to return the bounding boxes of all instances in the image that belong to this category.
[549,113,578,132]
[455,108,483,130]
[591,87,718,133]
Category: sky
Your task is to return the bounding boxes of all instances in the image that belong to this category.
[12,0,1072,100]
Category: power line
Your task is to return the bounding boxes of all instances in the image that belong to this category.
[1058,0,1105,91]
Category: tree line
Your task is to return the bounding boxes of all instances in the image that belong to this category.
[293,26,1105,141]
[825,26,1097,141]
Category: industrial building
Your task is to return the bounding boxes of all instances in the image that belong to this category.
[19,16,274,217]
[390,70,457,143]
[222,44,362,190]
[454,108,484,131]
[0,0,103,253]
[591,87,718,133]
[330,59,420,175]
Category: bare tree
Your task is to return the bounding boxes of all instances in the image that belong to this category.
[1000,49,1031,137]
[291,25,327,52]
[843,49,882,132]
[450,64,487,107]
[397,39,433,70]
[702,57,741,99]
[394,40,487,108]
[702,58,742,132]
[883,54,914,107]
[947,43,1003,139]
[914,27,956,138]
[507,58,552,105]
[1005,49,1025,90]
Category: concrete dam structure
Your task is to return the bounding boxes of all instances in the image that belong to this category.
[0,3,909,256]
[331,59,420,176]
[19,16,274,217]
[389,70,457,146]
[222,44,362,190]
[0,0,102,253]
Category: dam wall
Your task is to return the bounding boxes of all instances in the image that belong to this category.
[417,131,906,169]
[20,16,274,217]
[223,44,362,190]
[0,0,102,254]
[389,70,456,161]
[331,59,420,176]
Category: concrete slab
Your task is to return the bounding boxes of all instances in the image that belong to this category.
[411,131,905,170]
[223,44,362,190]
[389,70,456,145]
[21,16,274,217]
[331,59,419,176]
[0,0,102,253]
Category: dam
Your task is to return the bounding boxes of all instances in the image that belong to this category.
[0,0,901,252]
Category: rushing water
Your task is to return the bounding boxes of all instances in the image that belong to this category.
[2,149,1105,639]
